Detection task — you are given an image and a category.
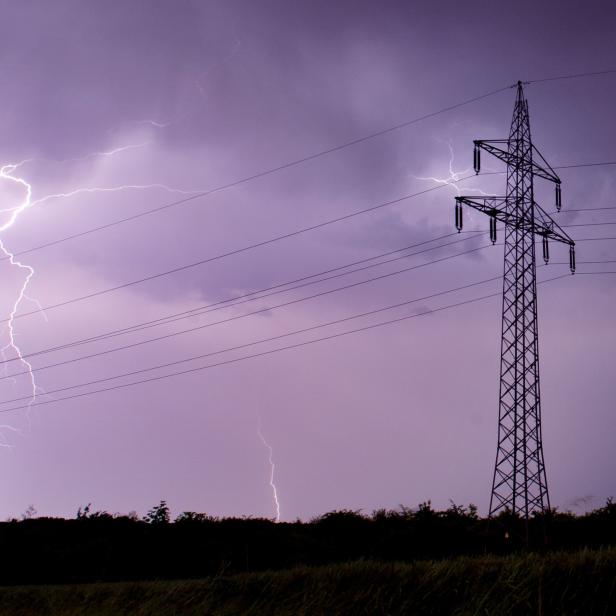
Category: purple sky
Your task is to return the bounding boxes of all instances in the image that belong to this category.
[0,0,614,521]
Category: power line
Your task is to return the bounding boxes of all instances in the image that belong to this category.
[25,220,616,370]
[7,231,614,379]
[2,264,613,416]
[555,161,616,170]
[0,269,504,403]
[0,231,487,365]
[0,237,616,412]
[575,237,616,242]
[563,222,616,228]
[11,209,613,367]
[32,219,616,366]
[527,68,616,85]
[480,161,616,174]
[1,182,476,324]
[1,240,496,379]
[0,271,574,411]
[552,260,616,265]
[5,255,614,415]
[557,206,616,212]
[4,210,614,329]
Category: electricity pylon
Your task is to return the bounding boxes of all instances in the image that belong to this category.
[454,81,575,519]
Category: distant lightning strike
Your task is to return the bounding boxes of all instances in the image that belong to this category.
[256,410,281,522]
[414,141,489,197]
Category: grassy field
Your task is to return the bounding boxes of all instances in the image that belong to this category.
[0,548,613,615]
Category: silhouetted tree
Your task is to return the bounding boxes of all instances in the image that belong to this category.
[144,500,170,524]
[414,501,437,521]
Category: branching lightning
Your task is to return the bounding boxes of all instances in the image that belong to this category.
[0,163,43,425]
[0,143,205,442]
[0,143,150,183]
[414,141,489,197]
[256,409,280,522]
[29,182,201,209]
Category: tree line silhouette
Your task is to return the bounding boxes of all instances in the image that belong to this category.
[0,499,613,585]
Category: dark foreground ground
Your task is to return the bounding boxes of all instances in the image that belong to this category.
[0,548,613,616]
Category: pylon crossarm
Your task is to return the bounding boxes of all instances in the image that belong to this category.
[532,144,561,185]
[533,202,575,246]
[454,195,508,219]
[474,140,561,184]
[455,196,574,246]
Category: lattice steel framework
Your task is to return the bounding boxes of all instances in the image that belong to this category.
[453,81,576,518]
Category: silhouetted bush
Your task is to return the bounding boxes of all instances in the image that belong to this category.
[0,500,612,585]
[143,501,170,524]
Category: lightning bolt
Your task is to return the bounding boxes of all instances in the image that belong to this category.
[29,182,200,208]
[0,163,43,426]
[1,144,199,211]
[256,408,281,523]
[1,143,150,179]
[414,141,489,196]
[0,143,204,442]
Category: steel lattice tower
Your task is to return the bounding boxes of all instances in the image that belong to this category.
[453,81,576,518]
